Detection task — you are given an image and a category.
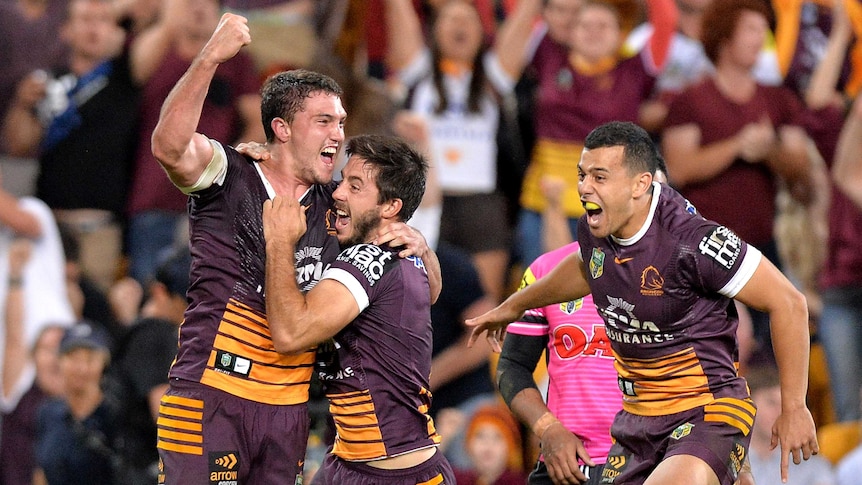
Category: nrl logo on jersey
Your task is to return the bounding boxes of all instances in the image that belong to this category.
[670,422,695,440]
[590,248,605,279]
[559,298,584,314]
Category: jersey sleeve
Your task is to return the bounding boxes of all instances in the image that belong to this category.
[692,224,762,298]
[177,138,229,194]
[320,244,398,313]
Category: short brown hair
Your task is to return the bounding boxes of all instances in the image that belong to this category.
[701,0,771,65]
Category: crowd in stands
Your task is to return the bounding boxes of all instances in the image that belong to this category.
[0,0,861,483]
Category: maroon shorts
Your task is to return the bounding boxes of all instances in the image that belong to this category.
[600,400,755,485]
[312,448,455,485]
[157,379,310,485]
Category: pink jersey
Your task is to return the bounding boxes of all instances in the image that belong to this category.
[508,242,621,462]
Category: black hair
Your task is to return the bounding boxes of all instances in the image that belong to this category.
[584,121,664,176]
[344,135,428,222]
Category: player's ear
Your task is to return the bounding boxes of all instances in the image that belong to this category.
[381,198,402,220]
[633,171,653,198]
[271,117,290,142]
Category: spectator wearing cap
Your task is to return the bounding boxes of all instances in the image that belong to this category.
[108,246,189,485]
[33,321,118,485]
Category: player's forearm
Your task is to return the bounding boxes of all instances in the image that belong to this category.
[151,54,219,170]
[511,388,556,439]
[265,241,312,354]
[509,253,589,312]
[497,332,545,406]
[769,291,811,411]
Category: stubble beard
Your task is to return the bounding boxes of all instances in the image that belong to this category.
[339,210,381,249]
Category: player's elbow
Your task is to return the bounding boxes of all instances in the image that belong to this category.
[150,120,191,169]
[270,324,308,355]
[271,335,308,355]
[772,285,809,326]
[787,287,809,322]
[151,128,179,167]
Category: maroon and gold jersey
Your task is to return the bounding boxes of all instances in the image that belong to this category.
[169,142,339,405]
[577,183,762,418]
[315,244,439,462]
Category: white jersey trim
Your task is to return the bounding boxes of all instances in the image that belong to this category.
[613,181,661,246]
[718,245,762,298]
[322,267,370,312]
[179,138,228,194]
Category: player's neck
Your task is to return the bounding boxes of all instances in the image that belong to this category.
[615,188,654,241]
[368,220,399,246]
[258,155,313,200]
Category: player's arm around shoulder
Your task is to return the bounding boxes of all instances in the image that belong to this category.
[151,13,250,188]
[264,197,360,354]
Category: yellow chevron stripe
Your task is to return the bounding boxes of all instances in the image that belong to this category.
[159,405,204,421]
[158,428,204,444]
[161,395,204,409]
[156,416,203,432]
[157,439,203,455]
[704,413,753,436]
[417,473,445,485]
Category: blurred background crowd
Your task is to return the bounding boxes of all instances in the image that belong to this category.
[0,0,861,483]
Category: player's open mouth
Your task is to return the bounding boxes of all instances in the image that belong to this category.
[321,147,337,166]
[335,208,350,231]
[584,201,602,225]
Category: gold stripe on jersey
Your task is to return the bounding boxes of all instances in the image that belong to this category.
[328,390,387,461]
[704,398,756,436]
[418,474,445,485]
[157,394,204,455]
[420,387,441,443]
[199,299,315,405]
[616,347,715,416]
